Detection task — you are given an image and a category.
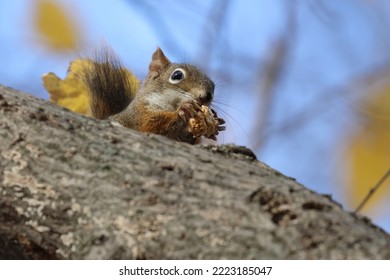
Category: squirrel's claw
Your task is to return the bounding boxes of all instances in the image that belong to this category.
[193,101,202,111]
[178,101,198,122]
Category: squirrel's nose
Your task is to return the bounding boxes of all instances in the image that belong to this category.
[199,91,213,105]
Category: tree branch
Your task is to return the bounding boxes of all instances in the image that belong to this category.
[0,84,389,259]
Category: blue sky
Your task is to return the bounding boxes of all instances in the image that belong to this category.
[0,0,389,232]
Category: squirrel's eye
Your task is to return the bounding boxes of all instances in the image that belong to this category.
[169,68,186,84]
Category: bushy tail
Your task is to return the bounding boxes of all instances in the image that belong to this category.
[83,48,139,119]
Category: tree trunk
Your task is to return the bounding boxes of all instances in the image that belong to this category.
[0,84,389,260]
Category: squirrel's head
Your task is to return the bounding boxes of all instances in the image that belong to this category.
[144,48,215,107]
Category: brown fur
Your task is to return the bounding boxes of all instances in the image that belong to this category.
[86,47,217,144]
[84,48,134,119]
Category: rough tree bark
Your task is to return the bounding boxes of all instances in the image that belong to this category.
[0,84,389,260]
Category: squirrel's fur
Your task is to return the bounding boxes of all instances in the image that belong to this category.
[83,49,135,119]
[83,47,223,144]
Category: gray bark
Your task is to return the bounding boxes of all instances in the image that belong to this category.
[0,84,389,259]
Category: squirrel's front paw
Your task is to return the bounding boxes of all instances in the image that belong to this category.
[178,100,201,123]
[188,106,225,140]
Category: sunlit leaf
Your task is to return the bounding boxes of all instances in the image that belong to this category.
[35,0,79,51]
[42,59,140,116]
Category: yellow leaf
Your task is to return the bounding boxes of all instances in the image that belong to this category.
[343,86,390,212]
[42,62,91,116]
[42,59,140,117]
[35,0,79,51]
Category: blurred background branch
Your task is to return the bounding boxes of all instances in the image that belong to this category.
[252,0,298,151]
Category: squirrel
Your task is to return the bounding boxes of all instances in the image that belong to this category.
[83,47,225,144]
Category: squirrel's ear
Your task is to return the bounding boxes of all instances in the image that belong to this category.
[148,47,170,78]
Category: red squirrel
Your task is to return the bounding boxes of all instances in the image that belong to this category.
[83,48,225,144]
